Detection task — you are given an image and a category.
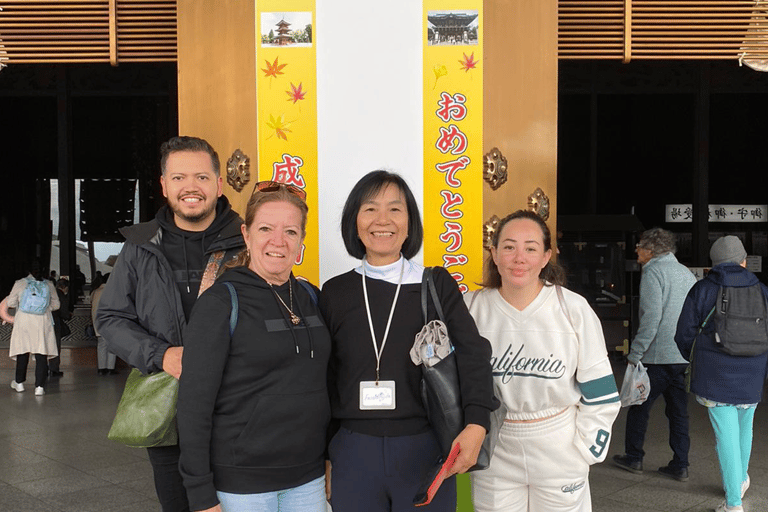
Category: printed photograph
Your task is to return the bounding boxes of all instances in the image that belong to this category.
[261,12,313,47]
[427,10,479,46]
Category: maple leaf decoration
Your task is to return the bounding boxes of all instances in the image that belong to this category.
[286,82,306,104]
[459,52,478,73]
[262,56,287,79]
[266,114,291,141]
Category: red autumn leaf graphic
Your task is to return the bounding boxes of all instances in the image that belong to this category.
[286,82,306,104]
[262,56,288,79]
[459,52,478,73]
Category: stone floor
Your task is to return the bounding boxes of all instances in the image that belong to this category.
[1,351,767,511]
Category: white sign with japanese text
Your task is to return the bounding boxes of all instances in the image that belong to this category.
[666,204,767,223]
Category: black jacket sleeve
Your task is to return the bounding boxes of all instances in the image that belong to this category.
[177,288,232,511]
[433,267,499,431]
[96,244,174,374]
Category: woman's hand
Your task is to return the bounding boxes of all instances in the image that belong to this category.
[325,460,332,502]
[447,423,486,475]
[0,297,14,325]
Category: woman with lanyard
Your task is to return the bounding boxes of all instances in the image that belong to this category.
[320,170,497,511]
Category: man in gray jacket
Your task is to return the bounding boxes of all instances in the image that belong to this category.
[97,136,244,512]
[613,228,696,482]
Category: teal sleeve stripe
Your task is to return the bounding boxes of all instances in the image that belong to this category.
[580,395,620,406]
[578,374,619,400]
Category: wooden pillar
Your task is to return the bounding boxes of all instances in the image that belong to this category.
[177,0,258,216]
[57,65,75,280]
[483,0,558,243]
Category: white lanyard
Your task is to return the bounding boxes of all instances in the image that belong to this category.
[361,256,405,383]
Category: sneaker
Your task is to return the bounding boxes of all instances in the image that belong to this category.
[741,474,750,498]
[613,454,643,474]
[715,500,744,512]
[10,380,24,392]
[34,386,45,396]
[658,465,689,482]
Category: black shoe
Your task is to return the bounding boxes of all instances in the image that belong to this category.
[49,370,64,377]
[97,369,107,375]
[658,465,688,482]
[613,454,643,474]
[108,369,119,375]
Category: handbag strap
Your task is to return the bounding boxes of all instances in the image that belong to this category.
[296,278,318,306]
[421,267,446,324]
[689,304,716,369]
[222,282,239,337]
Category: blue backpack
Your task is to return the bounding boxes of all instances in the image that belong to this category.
[19,278,51,315]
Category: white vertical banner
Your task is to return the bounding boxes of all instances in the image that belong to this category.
[316,1,424,284]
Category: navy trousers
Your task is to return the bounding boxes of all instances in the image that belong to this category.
[329,427,457,512]
[624,363,690,469]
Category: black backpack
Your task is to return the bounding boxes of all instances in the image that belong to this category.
[712,284,768,357]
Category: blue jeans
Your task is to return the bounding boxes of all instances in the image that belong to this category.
[708,405,755,507]
[624,363,689,469]
[217,476,326,512]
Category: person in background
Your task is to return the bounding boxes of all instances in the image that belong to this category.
[613,228,696,482]
[91,273,116,375]
[4,261,60,396]
[178,182,330,512]
[676,236,768,512]
[96,136,245,512]
[465,210,620,512]
[320,170,496,511]
[49,278,71,377]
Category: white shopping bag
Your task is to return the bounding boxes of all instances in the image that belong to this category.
[619,361,650,407]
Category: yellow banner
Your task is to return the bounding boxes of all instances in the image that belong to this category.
[255,3,318,282]
[423,4,483,292]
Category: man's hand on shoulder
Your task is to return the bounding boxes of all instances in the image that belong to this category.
[163,346,183,379]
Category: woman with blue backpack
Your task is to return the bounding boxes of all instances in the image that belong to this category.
[2,261,60,396]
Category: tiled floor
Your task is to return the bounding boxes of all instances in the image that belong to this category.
[1,353,767,511]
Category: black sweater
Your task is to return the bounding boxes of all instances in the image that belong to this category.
[320,262,496,438]
[177,266,331,511]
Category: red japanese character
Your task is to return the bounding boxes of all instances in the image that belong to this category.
[435,156,470,188]
[295,243,305,265]
[435,125,468,155]
[272,154,306,188]
[440,191,464,219]
[443,254,468,267]
[450,272,469,294]
[435,92,467,122]
[439,221,463,252]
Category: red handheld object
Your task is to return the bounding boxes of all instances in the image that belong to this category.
[413,442,461,507]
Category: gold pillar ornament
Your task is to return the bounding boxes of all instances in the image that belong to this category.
[226,149,251,193]
[483,215,501,251]
[527,187,550,221]
[483,147,508,190]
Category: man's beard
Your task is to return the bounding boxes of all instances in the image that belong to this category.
[171,200,216,226]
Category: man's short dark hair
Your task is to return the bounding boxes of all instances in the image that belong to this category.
[340,170,423,260]
[160,136,220,176]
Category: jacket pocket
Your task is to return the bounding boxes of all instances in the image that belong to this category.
[230,388,331,468]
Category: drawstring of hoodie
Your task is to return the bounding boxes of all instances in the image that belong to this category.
[293,283,315,358]
[181,235,190,293]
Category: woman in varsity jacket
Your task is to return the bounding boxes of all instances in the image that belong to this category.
[465,210,620,512]
[675,236,768,512]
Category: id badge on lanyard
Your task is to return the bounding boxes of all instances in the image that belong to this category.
[359,258,404,411]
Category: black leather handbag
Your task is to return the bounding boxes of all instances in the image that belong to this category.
[418,267,491,471]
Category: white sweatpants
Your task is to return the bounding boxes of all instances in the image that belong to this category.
[471,406,592,512]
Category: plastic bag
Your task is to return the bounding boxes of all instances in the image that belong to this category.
[619,361,650,407]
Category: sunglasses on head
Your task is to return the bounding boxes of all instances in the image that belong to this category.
[253,180,307,201]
